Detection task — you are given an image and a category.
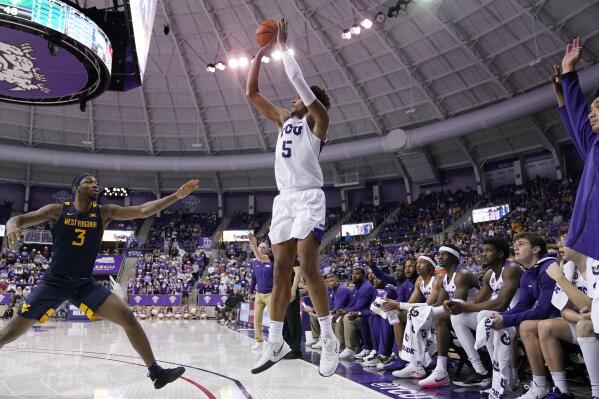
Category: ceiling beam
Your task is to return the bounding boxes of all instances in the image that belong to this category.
[199,0,270,152]
[289,0,388,133]
[159,0,213,154]
[138,88,156,155]
[349,0,446,120]
[27,107,34,146]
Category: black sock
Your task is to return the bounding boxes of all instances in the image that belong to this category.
[148,362,162,378]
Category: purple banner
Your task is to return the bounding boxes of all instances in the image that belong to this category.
[197,294,228,306]
[93,255,123,275]
[125,249,144,258]
[0,293,12,305]
[128,294,181,306]
[198,237,213,249]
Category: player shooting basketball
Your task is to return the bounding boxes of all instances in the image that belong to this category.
[245,18,339,377]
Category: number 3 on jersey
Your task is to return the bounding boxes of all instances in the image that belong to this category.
[282,140,292,158]
[72,229,86,246]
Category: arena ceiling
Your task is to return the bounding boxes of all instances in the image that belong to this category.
[0,0,598,192]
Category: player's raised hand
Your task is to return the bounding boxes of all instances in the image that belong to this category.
[4,224,21,250]
[248,232,258,247]
[277,18,288,49]
[562,37,582,73]
[175,180,199,199]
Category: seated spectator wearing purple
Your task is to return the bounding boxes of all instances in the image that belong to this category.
[447,237,522,388]
[333,267,376,360]
[366,255,417,363]
[308,274,351,350]
[557,37,599,264]
[248,232,274,351]
[357,275,398,368]
[489,233,559,399]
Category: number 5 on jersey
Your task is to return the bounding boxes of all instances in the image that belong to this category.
[282,140,292,158]
[72,228,86,246]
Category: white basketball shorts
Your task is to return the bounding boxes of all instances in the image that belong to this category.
[268,188,326,245]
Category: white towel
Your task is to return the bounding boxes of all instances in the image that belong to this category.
[551,261,576,310]
[475,316,516,399]
[400,305,437,367]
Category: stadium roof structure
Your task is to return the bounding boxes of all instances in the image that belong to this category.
[0,0,598,192]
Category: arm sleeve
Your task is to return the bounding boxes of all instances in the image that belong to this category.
[562,72,595,157]
[281,50,316,107]
[558,106,585,161]
[370,263,397,286]
[503,272,558,327]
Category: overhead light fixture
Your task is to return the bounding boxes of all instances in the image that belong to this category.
[191,143,202,148]
[215,61,226,71]
[341,29,351,40]
[228,58,239,69]
[360,18,373,29]
[350,24,361,35]
[163,24,170,35]
[374,12,386,24]
[271,50,282,60]
[261,56,270,63]
[238,57,249,68]
[405,107,416,114]
[206,63,216,73]
[288,48,295,56]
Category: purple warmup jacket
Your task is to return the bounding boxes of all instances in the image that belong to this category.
[501,256,560,327]
[560,72,599,260]
[344,280,376,312]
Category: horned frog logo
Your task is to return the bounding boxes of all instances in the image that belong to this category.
[53,190,72,204]
[0,41,50,93]
[182,194,201,213]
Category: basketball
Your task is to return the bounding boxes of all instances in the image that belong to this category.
[256,19,278,47]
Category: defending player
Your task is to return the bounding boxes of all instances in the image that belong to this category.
[0,173,198,389]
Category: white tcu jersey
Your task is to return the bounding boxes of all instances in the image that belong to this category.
[444,271,478,301]
[489,267,519,310]
[586,257,599,299]
[275,116,325,191]
[420,276,434,300]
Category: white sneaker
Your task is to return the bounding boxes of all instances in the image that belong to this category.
[392,363,426,379]
[355,349,370,359]
[515,382,549,399]
[311,341,322,350]
[338,348,356,360]
[418,370,451,387]
[251,341,263,351]
[305,340,316,347]
[319,336,339,377]
[363,350,377,361]
[363,355,386,367]
[250,341,291,374]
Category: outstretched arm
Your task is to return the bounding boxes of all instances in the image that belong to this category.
[248,232,270,263]
[246,46,290,130]
[277,19,329,140]
[102,180,199,223]
[4,204,62,248]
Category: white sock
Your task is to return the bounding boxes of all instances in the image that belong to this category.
[550,371,568,393]
[318,314,334,339]
[532,375,547,391]
[435,356,448,374]
[269,321,284,343]
[578,336,599,397]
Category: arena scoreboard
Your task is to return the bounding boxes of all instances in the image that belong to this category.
[0,0,111,104]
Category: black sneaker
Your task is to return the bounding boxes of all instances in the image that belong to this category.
[149,366,186,389]
[453,371,491,387]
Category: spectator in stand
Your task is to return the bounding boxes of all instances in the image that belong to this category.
[248,233,274,351]
[217,287,244,325]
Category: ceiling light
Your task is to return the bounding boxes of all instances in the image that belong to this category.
[238,57,249,68]
[215,61,226,71]
[350,24,361,35]
[261,56,270,63]
[374,12,386,24]
[288,48,295,56]
[228,58,239,69]
[206,63,216,73]
[271,50,282,60]
[360,18,373,29]
[341,29,351,40]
